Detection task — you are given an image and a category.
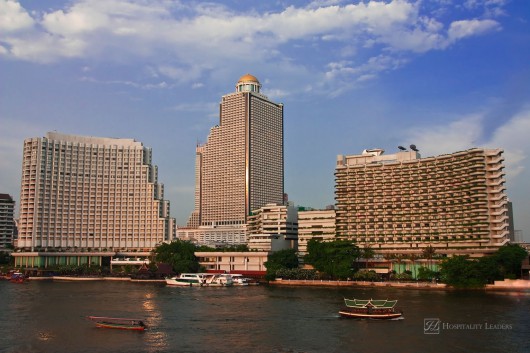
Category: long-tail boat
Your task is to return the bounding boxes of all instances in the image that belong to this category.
[339,298,403,319]
[87,316,146,331]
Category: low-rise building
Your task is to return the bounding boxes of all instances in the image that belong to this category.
[247,203,298,251]
[176,225,247,246]
[195,251,269,276]
[297,209,336,259]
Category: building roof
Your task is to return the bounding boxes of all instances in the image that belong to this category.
[0,194,13,200]
[237,73,259,84]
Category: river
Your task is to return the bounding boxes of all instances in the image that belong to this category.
[0,280,528,353]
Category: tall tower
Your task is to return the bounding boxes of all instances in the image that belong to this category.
[191,74,284,227]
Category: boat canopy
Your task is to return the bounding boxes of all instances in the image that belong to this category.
[344,298,397,309]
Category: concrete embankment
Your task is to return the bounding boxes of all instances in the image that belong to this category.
[269,279,448,290]
[29,276,166,283]
[485,279,530,291]
[271,279,530,292]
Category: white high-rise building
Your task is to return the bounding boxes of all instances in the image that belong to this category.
[14,132,175,268]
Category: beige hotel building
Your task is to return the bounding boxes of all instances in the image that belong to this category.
[14,132,175,268]
[335,148,511,257]
[182,74,284,244]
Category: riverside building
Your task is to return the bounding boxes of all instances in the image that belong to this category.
[183,74,284,244]
[247,203,298,251]
[14,132,175,268]
[297,209,336,261]
[335,148,510,258]
[0,194,16,249]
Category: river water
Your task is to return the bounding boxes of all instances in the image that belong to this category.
[0,280,529,353]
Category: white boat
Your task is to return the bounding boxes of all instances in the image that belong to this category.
[165,273,233,287]
[165,273,206,286]
[203,273,233,287]
[229,274,256,286]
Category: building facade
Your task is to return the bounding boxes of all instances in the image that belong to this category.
[188,74,284,229]
[176,225,247,247]
[195,251,269,275]
[14,132,175,268]
[297,209,336,260]
[247,203,298,251]
[0,194,15,249]
[335,148,510,257]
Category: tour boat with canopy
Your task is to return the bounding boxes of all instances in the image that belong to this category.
[339,298,403,319]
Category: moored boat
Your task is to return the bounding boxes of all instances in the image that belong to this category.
[165,273,206,286]
[165,273,233,287]
[229,274,258,286]
[87,316,146,331]
[339,298,403,320]
[9,272,28,283]
[205,274,233,286]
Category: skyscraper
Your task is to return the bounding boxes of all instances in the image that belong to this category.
[188,74,284,229]
[14,132,174,267]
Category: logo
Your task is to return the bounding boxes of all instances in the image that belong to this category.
[424,318,441,334]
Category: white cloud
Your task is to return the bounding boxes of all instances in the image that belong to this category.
[405,106,530,179]
[0,0,34,32]
[448,19,500,42]
[489,107,530,178]
[406,114,484,158]
[0,0,508,93]
[324,55,408,95]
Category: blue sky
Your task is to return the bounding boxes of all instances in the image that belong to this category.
[1,0,529,240]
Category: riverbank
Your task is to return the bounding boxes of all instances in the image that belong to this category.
[269,279,448,290]
[28,276,166,283]
[269,278,530,292]
[22,276,530,291]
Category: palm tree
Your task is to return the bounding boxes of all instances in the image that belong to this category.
[394,254,406,275]
[422,245,436,271]
[409,253,418,279]
[362,245,375,269]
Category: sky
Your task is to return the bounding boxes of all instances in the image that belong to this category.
[1,0,529,241]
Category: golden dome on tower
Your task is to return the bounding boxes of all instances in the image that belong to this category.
[237,74,260,84]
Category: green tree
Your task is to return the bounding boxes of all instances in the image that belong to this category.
[264,249,298,280]
[477,255,502,284]
[0,251,12,265]
[494,244,528,279]
[304,239,360,280]
[152,240,200,274]
[417,266,436,281]
[439,255,486,288]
